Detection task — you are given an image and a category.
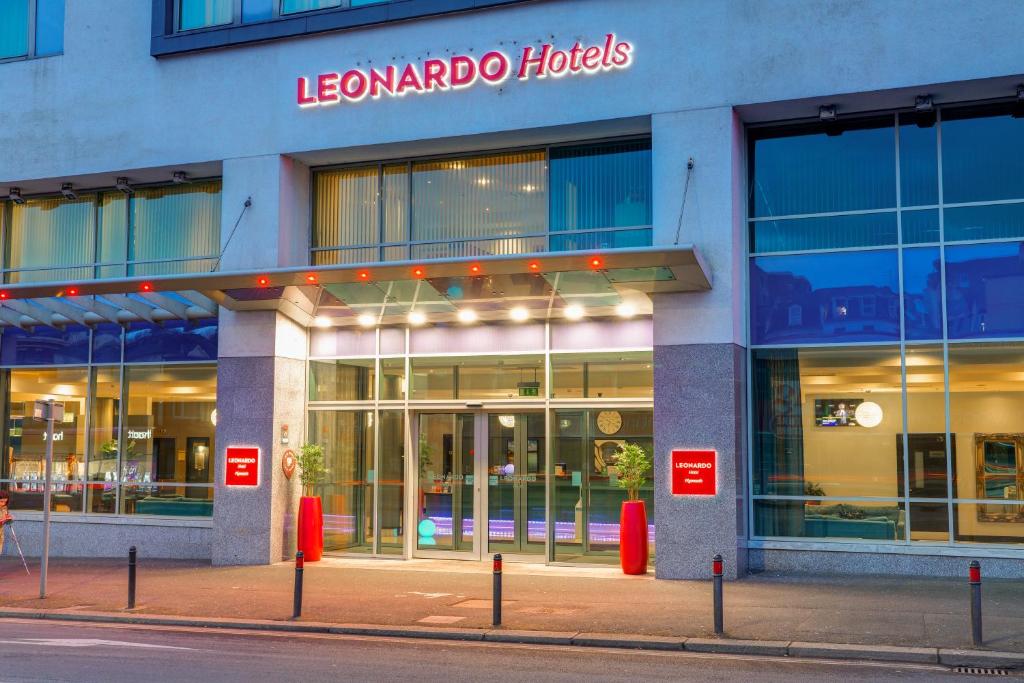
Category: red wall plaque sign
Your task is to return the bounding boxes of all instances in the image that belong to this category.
[225,446,261,487]
[281,449,296,480]
[671,449,717,496]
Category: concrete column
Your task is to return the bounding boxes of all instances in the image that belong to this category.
[650,107,748,579]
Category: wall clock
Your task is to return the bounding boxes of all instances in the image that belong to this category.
[596,410,623,435]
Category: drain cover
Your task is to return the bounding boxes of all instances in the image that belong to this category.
[953,666,1011,676]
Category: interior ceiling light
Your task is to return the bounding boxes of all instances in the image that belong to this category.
[616,302,637,318]
[509,307,530,322]
[313,315,332,328]
[564,304,585,320]
[357,313,376,327]
[407,310,427,326]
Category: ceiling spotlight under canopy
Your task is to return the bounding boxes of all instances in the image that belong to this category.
[408,310,427,326]
[509,307,530,322]
[457,309,478,323]
[564,304,585,320]
[357,313,376,327]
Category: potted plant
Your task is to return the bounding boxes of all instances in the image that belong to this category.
[614,442,652,575]
[804,481,826,505]
[296,443,327,562]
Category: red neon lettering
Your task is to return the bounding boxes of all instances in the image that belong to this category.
[423,59,449,90]
[297,77,318,106]
[601,33,615,67]
[548,49,569,75]
[612,40,632,66]
[517,43,551,79]
[568,42,584,72]
[581,46,602,70]
[478,51,509,83]
[396,63,424,94]
[450,55,476,87]
[369,65,396,97]
[340,69,368,100]
[317,72,340,103]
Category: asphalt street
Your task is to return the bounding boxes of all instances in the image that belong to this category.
[0,619,1006,682]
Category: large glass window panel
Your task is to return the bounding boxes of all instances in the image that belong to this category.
[750,121,896,217]
[752,346,903,500]
[0,325,91,366]
[549,140,651,232]
[417,413,474,552]
[310,410,373,552]
[6,196,95,277]
[91,323,123,365]
[898,116,938,207]
[313,167,379,250]
[900,345,949,542]
[121,364,216,516]
[179,0,233,30]
[549,227,651,252]
[902,247,943,341]
[944,203,1024,243]
[488,413,545,554]
[87,367,120,514]
[942,106,1024,204]
[0,0,28,59]
[98,193,127,270]
[954,503,1024,544]
[945,241,1024,339]
[755,499,906,541]
[411,151,547,249]
[129,182,221,268]
[34,0,64,56]
[410,355,545,400]
[550,351,653,399]
[382,164,409,244]
[123,318,218,363]
[378,410,405,554]
[241,0,274,21]
[380,358,405,401]
[281,0,341,14]
[750,212,897,253]
[309,359,374,401]
[3,368,88,513]
[750,250,900,345]
[901,208,940,244]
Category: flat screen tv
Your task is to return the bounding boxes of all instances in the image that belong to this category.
[814,398,864,427]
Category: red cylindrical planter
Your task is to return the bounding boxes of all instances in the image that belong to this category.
[619,499,648,575]
[297,496,323,562]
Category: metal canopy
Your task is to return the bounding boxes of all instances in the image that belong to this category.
[0,246,710,330]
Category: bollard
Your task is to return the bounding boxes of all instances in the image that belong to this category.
[293,551,304,619]
[492,554,502,627]
[969,560,982,647]
[127,546,137,610]
[712,554,724,636]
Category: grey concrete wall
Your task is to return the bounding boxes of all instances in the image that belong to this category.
[751,548,1024,579]
[1,518,211,560]
[654,343,746,579]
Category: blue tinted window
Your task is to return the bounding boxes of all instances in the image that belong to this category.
[942,106,1024,203]
[0,0,29,59]
[750,212,897,253]
[898,117,938,207]
[751,122,896,217]
[550,140,652,232]
[281,0,341,14]
[549,228,651,252]
[34,0,64,56]
[902,208,939,244]
[750,250,899,345]
[944,203,1024,243]
[946,241,1024,339]
[124,319,218,363]
[179,0,233,30]
[91,323,123,364]
[0,325,91,366]
[902,247,942,340]
[241,0,273,21]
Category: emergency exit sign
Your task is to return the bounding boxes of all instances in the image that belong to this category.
[671,449,717,496]
[225,446,261,487]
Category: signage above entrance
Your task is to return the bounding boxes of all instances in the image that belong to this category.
[225,446,261,487]
[297,33,633,108]
[671,449,717,496]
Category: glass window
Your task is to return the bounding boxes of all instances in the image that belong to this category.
[750,212,897,254]
[750,121,896,217]
[2,368,88,513]
[902,247,943,341]
[313,167,379,252]
[750,250,900,345]
[6,196,96,280]
[902,345,949,542]
[942,106,1024,204]
[755,499,906,541]
[901,208,939,244]
[309,359,374,401]
[34,0,63,56]
[0,325,91,366]
[378,409,404,554]
[0,0,29,59]
[898,116,938,207]
[179,0,233,30]
[944,203,1024,243]
[98,193,128,273]
[281,0,341,14]
[91,323,123,364]
[410,355,545,400]
[124,318,218,363]
[87,367,120,514]
[120,364,216,517]
[751,346,903,500]
[309,410,373,552]
[550,139,651,231]
[550,351,653,399]
[945,241,1024,339]
[380,358,405,400]
[129,182,221,271]
[242,0,274,21]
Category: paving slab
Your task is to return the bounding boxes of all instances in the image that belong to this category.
[788,641,938,664]
[484,629,579,645]
[685,638,790,656]
[572,632,685,650]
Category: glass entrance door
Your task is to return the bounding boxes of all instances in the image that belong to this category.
[416,413,477,555]
[487,413,545,555]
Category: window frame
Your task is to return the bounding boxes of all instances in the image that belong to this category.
[0,0,64,64]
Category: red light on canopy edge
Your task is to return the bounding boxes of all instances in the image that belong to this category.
[470,263,481,274]
[67,287,79,296]
[257,276,270,287]
[140,282,153,292]
[305,274,318,284]
[528,261,541,271]
[589,257,603,269]
[413,267,425,278]
[358,271,370,280]
[0,292,9,300]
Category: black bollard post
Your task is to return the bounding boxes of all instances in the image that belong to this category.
[492,554,502,627]
[127,546,137,610]
[969,560,982,647]
[712,554,724,636]
[293,551,304,619]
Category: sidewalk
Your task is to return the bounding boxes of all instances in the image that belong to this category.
[1,555,1023,655]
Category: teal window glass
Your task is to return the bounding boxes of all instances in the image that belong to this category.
[750,212,897,253]
[550,140,652,232]
[5,196,95,282]
[899,115,938,207]
[942,105,1024,204]
[179,0,233,30]
[34,0,64,56]
[901,208,939,244]
[944,203,1024,243]
[281,0,341,14]
[242,0,273,21]
[0,0,29,59]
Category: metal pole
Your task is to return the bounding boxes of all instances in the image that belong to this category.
[128,546,137,609]
[293,551,304,619]
[712,554,724,636]
[39,400,54,600]
[969,560,982,647]
[492,554,502,627]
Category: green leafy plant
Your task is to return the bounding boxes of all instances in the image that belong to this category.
[614,442,652,501]
[297,443,327,497]
[418,437,434,478]
[804,481,826,497]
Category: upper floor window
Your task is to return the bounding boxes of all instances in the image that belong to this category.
[177,0,387,30]
[0,0,64,60]
[0,181,222,283]
[311,139,652,265]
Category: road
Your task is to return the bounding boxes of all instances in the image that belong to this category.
[0,619,1001,682]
